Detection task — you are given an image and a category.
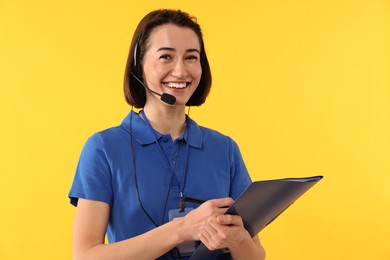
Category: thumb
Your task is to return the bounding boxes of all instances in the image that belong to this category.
[217,215,227,224]
[217,215,243,226]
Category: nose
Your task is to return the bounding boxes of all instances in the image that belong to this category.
[171,59,188,78]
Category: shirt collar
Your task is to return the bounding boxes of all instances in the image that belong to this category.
[121,110,203,149]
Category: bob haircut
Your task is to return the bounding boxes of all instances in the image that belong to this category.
[124,9,212,108]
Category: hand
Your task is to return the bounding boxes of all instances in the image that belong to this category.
[180,197,234,241]
[198,213,250,251]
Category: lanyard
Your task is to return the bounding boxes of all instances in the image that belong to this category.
[141,110,190,211]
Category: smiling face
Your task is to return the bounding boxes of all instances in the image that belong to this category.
[141,24,202,107]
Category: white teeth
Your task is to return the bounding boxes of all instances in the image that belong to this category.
[165,82,187,89]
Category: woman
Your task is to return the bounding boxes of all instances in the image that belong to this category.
[69,9,266,260]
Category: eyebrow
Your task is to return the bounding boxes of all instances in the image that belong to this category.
[156,47,200,53]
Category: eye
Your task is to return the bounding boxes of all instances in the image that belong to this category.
[159,54,172,60]
[185,55,199,61]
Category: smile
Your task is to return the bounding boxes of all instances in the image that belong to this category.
[163,82,189,89]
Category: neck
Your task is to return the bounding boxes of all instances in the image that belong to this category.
[142,104,187,140]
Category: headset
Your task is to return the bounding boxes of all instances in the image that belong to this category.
[131,37,176,105]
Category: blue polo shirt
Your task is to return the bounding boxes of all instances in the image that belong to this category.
[69,111,251,259]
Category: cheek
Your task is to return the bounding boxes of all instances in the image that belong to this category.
[193,66,202,81]
[144,64,166,83]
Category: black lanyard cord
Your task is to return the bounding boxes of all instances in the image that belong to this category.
[130,109,173,227]
[130,109,158,227]
[130,108,187,260]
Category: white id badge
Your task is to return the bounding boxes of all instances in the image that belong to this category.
[168,208,196,257]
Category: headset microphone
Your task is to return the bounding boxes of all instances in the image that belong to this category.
[130,72,176,105]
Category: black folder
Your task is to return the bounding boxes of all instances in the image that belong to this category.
[189,175,323,259]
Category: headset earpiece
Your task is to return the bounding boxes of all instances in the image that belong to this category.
[133,41,138,67]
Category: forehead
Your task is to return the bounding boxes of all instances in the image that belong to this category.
[147,24,200,50]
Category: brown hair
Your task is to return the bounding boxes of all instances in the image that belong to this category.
[124,9,212,108]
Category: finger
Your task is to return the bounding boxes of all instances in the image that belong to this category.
[205,215,220,234]
[202,215,236,250]
[199,224,216,248]
[206,214,227,236]
[217,214,243,227]
[215,207,229,215]
[198,231,215,250]
[199,221,221,250]
[208,197,234,208]
[204,214,231,238]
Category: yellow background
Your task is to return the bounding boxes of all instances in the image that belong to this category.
[1,0,389,259]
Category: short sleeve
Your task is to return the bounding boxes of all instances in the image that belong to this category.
[228,138,252,199]
[68,133,113,206]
